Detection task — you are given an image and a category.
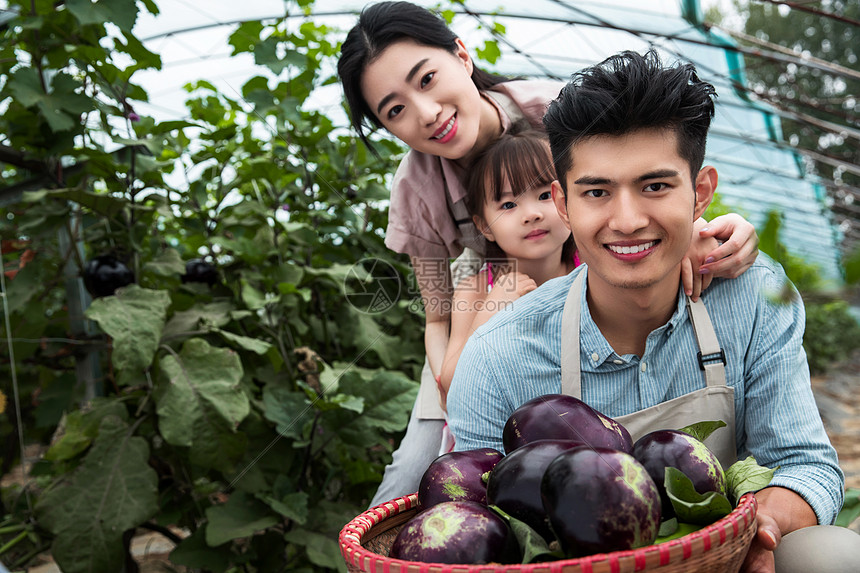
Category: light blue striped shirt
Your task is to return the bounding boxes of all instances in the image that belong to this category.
[448,254,844,525]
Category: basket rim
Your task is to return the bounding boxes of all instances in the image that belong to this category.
[339,492,758,572]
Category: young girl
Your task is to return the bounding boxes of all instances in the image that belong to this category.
[438,125,573,406]
[338,1,760,507]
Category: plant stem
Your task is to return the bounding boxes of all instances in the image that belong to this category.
[0,530,28,555]
[139,522,184,545]
[296,411,320,492]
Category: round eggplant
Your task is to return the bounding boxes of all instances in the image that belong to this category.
[503,394,632,454]
[389,500,514,564]
[541,446,661,557]
[82,255,134,298]
[486,439,583,541]
[182,258,218,285]
[418,448,503,509]
[632,429,726,518]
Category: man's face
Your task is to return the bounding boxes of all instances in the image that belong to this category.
[552,127,715,293]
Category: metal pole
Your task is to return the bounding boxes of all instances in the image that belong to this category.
[58,205,102,402]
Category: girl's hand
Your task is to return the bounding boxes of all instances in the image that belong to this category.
[683,214,759,301]
[490,270,537,304]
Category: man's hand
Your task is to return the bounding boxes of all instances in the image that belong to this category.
[743,510,781,572]
[742,486,817,572]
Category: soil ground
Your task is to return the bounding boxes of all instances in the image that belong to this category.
[810,347,860,534]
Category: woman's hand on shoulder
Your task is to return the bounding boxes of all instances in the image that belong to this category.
[682,214,759,300]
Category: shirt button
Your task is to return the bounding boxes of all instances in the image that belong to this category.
[613,359,624,365]
[640,362,647,372]
[591,352,599,362]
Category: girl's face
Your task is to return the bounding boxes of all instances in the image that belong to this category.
[476,181,571,263]
[360,39,491,161]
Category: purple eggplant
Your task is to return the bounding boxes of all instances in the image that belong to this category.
[418,448,503,509]
[486,439,583,541]
[541,446,661,557]
[503,394,632,454]
[389,500,515,564]
[632,429,726,518]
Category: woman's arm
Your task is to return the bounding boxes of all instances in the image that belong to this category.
[439,270,537,410]
[682,214,759,300]
[697,213,760,277]
[439,274,487,410]
[411,256,453,378]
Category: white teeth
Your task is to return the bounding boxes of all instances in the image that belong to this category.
[608,241,656,254]
[432,116,455,140]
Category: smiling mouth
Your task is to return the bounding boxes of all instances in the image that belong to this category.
[607,241,657,254]
[526,230,549,239]
[432,115,456,140]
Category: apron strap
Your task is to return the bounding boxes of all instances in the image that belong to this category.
[686,297,727,388]
[560,271,586,396]
[440,158,486,255]
[560,270,727,396]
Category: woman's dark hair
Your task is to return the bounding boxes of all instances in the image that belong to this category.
[465,121,575,262]
[338,1,508,150]
[544,50,716,194]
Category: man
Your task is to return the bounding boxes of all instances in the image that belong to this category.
[447,51,848,572]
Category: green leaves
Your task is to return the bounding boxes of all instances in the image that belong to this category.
[476,39,502,64]
[836,488,860,528]
[67,0,139,31]
[283,528,346,571]
[724,456,777,504]
[156,338,250,471]
[205,491,279,546]
[44,398,128,461]
[656,456,776,544]
[489,505,562,564]
[142,247,186,278]
[334,368,418,435]
[1,1,427,571]
[676,420,727,443]
[85,285,171,380]
[6,68,93,132]
[36,416,158,573]
[654,519,701,543]
[664,467,733,525]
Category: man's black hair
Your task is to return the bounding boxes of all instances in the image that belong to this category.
[543,50,716,194]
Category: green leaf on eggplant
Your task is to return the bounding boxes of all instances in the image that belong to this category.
[488,505,563,564]
[725,456,777,504]
[676,420,727,443]
[664,467,732,525]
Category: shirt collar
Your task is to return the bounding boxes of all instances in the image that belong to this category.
[578,271,689,366]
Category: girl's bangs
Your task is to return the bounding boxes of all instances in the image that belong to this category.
[488,137,556,202]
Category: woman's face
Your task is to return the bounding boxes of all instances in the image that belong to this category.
[360,39,488,160]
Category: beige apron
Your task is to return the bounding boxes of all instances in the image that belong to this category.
[561,271,737,468]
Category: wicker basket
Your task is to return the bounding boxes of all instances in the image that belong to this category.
[340,493,757,573]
